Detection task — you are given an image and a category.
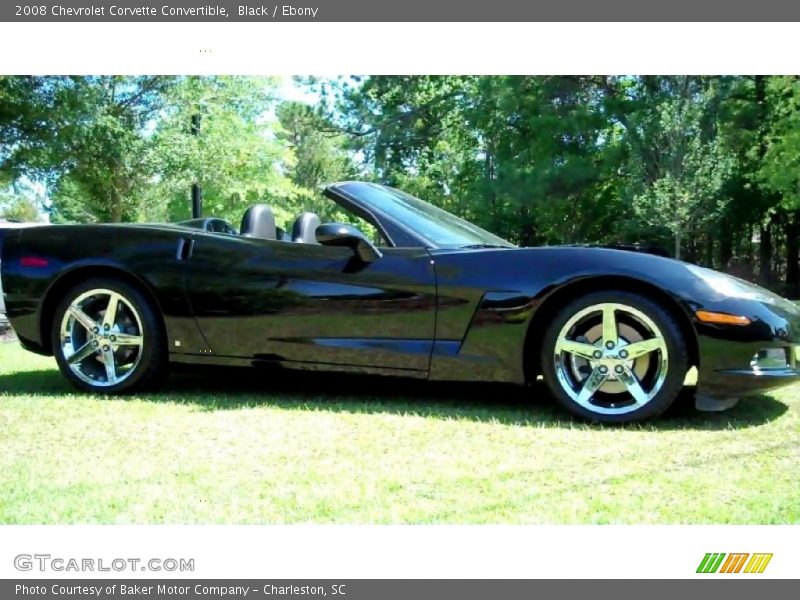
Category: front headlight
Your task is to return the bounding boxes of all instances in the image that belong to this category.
[686,264,781,304]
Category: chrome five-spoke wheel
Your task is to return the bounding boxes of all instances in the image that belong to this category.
[59,289,144,387]
[541,291,688,423]
[52,278,166,393]
[554,303,667,415]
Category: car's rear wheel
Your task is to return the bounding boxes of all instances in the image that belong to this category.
[540,290,688,423]
[51,277,166,393]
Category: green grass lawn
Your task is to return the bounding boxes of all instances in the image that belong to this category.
[1,342,798,524]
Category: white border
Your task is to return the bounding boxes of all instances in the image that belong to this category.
[0,22,799,75]
[1,525,797,579]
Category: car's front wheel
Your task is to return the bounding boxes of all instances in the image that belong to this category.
[540,290,688,423]
[51,277,166,393]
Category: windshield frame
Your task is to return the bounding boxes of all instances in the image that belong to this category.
[324,182,515,250]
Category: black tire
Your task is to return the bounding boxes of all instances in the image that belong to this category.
[51,277,166,394]
[539,290,689,424]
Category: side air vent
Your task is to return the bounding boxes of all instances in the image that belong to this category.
[176,237,195,261]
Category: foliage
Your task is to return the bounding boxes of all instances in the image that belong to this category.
[41,76,174,223]
[3,75,800,292]
[625,77,735,259]
[273,99,365,230]
[317,75,800,291]
[760,77,800,210]
[0,76,294,226]
[145,76,292,226]
[276,100,356,190]
[0,76,69,182]
[0,189,39,222]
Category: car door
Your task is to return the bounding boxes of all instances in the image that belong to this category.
[184,232,437,374]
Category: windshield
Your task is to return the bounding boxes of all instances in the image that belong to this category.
[335,182,514,249]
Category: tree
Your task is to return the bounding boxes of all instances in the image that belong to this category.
[467,76,625,246]
[323,76,627,246]
[274,99,360,224]
[0,76,68,182]
[145,76,293,225]
[277,100,356,190]
[27,76,177,223]
[620,77,734,259]
[5,74,800,295]
[759,76,800,295]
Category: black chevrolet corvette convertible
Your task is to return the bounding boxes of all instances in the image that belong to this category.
[2,182,799,423]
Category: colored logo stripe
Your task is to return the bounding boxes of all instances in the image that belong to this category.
[720,553,749,573]
[697,553,772,574]
[697,553,726,573]
[744,553,773,574]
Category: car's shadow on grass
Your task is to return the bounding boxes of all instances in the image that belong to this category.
[0,363,790,431]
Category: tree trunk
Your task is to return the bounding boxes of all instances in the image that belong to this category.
[759,219,773,287]
[109,188,123,223]
[674,222,681,260]
[704,233,714,267]
[755,76,767,157]
[786,211,800,298]
[685,234,696,264]
[719,223,733,270]
[484,144,497,231]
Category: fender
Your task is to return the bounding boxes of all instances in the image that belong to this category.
[2,224,205,355]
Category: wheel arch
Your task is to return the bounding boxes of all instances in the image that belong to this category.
[523,275,699,383]
[40,265,167,356]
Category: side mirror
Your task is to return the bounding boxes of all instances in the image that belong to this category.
[316,223,383,263]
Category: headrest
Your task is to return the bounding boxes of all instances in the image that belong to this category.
[292,212,321,244]
[240,204,276,240]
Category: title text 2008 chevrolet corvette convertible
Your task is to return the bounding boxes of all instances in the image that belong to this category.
[2,182,800,423]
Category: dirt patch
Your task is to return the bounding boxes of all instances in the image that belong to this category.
[0,321,17,343]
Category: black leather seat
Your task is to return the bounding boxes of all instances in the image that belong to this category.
[240,204,276,240]
[291,212,321,244]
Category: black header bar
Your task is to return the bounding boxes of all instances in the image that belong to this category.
[3,579,798,600]
[4,0,800,22]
